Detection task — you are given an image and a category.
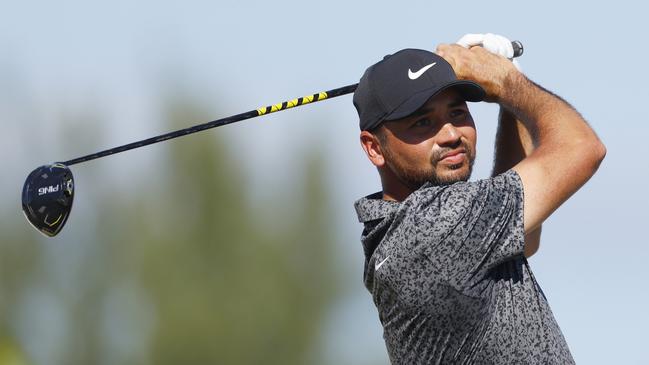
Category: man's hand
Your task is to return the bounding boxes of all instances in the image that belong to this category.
[435,44,519,103]
[456,33,522,71]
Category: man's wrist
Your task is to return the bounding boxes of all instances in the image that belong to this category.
[494,70,554,124]
[494,69,527,106]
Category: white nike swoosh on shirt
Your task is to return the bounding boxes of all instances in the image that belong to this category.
[408,62,437,80]
[375,256,390,271]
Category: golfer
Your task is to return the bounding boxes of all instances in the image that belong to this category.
[353,33,605,364]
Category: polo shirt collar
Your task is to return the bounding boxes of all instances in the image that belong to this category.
[354,192,401,223]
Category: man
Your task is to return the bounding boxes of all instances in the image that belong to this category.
[352,34,605,364]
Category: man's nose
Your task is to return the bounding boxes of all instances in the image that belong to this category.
[436,123,462,146]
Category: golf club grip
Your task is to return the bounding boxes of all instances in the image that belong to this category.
[512,40,524,58]
[474,41,523,57]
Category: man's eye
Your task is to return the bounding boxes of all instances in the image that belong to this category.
[413,119,432,128]
[450,109,467,118]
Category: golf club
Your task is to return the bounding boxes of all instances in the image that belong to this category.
[21,41,524,237]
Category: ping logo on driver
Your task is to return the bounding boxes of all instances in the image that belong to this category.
[22,163,75,237]
[38,185,60,196]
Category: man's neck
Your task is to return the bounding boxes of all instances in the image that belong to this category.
[380,181,415,202]
[379,168,418,202]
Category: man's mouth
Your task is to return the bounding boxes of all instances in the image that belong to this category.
[439,150,466,165]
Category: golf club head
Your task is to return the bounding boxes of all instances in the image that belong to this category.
[22,163,74,237]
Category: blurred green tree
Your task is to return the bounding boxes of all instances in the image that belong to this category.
[100,96,341,364]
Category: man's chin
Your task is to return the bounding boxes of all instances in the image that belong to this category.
[435,166,472,185]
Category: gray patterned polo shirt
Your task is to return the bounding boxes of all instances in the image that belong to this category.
[354,170,574,364]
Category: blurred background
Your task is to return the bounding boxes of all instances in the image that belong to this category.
[1,1,648,364]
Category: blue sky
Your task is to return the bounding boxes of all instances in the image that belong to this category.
[2,1,648,364]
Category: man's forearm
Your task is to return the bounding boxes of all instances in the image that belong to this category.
[499,72,606,232]
[492,106,541,257]
[497,72,601,157]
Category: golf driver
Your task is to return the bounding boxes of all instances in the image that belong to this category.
[22,41,523,237]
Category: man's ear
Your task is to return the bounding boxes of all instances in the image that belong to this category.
[360,130,386,167]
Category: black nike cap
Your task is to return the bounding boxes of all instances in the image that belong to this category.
[353,48,485,131]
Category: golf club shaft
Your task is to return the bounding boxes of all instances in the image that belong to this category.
[62,41,523,167]
[63,84,359,166]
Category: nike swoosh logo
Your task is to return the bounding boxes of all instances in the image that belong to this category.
[375,256,390,271]
[408,62,436,80]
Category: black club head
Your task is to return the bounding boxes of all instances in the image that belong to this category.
[22,163,74,237]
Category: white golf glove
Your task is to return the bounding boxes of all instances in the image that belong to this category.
[456,33,521,71]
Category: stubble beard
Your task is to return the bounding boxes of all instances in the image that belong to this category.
[383,140,475,190]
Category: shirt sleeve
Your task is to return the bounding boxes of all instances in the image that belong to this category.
[415,170,525,288]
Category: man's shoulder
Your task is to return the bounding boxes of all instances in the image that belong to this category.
[413,170,522,199]
[354,170,523,223]
[407,170,523,217]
